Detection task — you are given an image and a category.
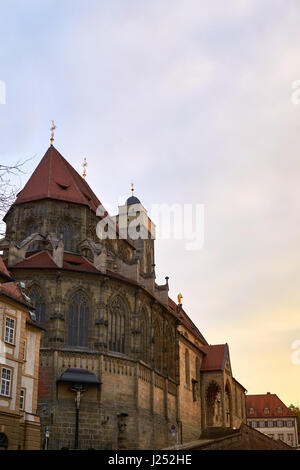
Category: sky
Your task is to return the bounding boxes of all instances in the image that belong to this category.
[0,0,300,406]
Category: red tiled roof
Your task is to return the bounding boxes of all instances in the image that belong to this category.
[12,251,58,269]
[0,257,12,282]
[63,253,100,273]
[1,281,44,330]
[13,146,102,212]
[11,251,100,274]
[0,256,30,306]
[200,344,228,371]
[1,281,26,304]
[246,394,296,418]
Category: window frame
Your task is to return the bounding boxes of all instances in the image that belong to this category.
[185,349,190,386]
[28,286,46,324]
[3,315,16,346]
[67,292,89,348]
[20,388,26,411]
[0,366,13,398]
[22,339,27,362]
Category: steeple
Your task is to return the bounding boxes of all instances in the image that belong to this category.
[116,188,156,275]
[11,146,101,212]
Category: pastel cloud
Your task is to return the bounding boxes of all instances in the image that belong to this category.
[0,0,299,405]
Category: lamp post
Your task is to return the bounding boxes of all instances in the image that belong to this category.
[71,385,86,450]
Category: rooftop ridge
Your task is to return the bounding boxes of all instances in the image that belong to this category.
[11,146,102,213]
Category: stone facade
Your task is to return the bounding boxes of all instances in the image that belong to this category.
[0,145,247,450]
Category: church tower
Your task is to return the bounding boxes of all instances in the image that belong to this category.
[115,186,156,276]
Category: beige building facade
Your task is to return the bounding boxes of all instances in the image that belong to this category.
[0,257,42,450]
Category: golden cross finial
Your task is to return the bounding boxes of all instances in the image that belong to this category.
[178,293,183,305]
[82,157,88,180]
[50,120,56,146]
[131,182,134,196]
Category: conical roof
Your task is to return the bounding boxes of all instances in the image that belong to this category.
[13,145,101,212]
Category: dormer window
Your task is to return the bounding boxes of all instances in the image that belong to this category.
[249,408,254,415]
[56,182,70,190]
[277,407,282,414]
[83,193,92,202]
[264,408,269,415]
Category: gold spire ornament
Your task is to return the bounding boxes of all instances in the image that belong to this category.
[178,293,183,305]
[50,120,56,146]
[82,157,88,180]
[131,182,134,196]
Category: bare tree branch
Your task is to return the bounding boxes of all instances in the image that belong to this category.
[0,156,35,237]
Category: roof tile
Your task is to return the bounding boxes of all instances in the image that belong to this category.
[246,394,296,418]
[14,146,101,212]
[200,344,227,371]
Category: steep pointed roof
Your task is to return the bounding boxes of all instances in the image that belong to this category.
[200,344,228,371]
[13,146,101,212]
[0,256,13,283]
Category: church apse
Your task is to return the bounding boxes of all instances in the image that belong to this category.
[0,143,247,449]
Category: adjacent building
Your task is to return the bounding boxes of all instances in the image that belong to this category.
[0,257,43,450]
[246,393,299,448]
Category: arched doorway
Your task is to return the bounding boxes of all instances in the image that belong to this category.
[0,433,8,450]
[225,381,233,427]
[206,382,221,427]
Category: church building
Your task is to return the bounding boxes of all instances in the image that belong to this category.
[0,142,247,450]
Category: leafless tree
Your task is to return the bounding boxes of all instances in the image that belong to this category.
[0,158,33,236]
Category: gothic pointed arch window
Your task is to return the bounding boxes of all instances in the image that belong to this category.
[195,356,201,396]
[25,222,39,252]
[185,349,190,385]
[29,286,46,324]
[166,324,175,379]
[154,318,163,373]
[57,221,72,252]
[68,292,89,347]
[140,309,149,363]
[108,296,127,354]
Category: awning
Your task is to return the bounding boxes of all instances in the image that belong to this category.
[57,368,101,385]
